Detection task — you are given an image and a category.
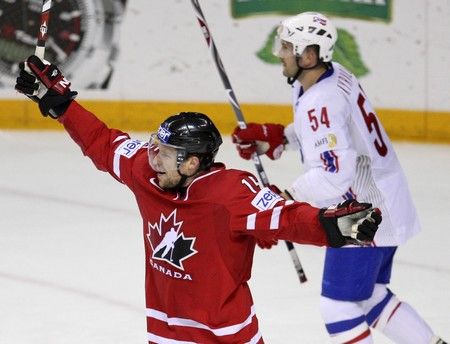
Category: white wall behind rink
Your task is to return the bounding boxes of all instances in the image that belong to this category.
[1,0,449,113]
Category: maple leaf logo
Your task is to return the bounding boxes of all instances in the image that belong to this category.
[146,209,198,271]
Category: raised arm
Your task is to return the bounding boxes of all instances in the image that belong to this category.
[15,55,148,186]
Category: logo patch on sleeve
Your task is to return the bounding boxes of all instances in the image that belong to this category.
[115,139,146,158]
[251,187,283,211]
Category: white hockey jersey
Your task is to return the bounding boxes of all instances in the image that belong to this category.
[285,62,420,246]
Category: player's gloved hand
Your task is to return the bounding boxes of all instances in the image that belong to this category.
[319,200,382,248]
[15,55,77,119]
[232,123,285,160]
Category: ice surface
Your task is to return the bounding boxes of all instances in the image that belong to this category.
[1,131,448,343]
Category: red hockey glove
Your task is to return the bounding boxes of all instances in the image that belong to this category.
[232,123,285,160]
[15,55,77,119]
[319,200,382,248]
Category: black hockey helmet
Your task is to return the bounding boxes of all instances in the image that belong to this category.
[154,112,223,170]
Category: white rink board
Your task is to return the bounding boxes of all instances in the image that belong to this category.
[1,0,450,113]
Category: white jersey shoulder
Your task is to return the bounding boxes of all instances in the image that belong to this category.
[290,62,420,246]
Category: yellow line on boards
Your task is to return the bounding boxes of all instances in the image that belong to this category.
[0,100,449,143]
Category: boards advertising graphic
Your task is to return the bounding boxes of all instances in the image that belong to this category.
[0,0,448,142]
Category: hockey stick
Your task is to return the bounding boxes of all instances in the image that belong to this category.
[35,0,53,59]
[190,0,307,284]
[25,0,53,98]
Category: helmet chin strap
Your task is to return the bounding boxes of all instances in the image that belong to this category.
[167,154,206,191]
[287,68,302,85]
[175,169,189,190]
[173,164,202,191]
[287,56,321,85]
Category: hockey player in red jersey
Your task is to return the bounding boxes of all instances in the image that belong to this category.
[15,55,382,344]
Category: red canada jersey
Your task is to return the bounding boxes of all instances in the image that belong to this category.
[59,102,328,343]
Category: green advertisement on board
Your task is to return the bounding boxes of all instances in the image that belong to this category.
[231,0,391,21]
[232,0,392,77]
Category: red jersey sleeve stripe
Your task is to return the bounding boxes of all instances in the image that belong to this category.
[270,206,282,229]
[247,213,256,230]
[113,153,121,179]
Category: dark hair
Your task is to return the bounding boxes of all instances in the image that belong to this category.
[307,44,331,67]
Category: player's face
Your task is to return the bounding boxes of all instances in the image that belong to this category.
[148,136,185,189]
[278,41,298,77]
[156,165,184,189]
[153,146,181,189]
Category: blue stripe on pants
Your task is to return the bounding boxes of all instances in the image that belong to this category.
[366,289,394,325]
[325,315,366,334]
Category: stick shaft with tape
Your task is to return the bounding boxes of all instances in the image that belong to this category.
[35,0,52,59]
[190,0,307,284]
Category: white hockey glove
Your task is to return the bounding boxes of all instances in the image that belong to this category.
[319,200,382,247]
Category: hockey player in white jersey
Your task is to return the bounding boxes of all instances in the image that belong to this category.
[232,11,446,344]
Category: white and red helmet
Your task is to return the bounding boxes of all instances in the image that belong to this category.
[274,12,337,62]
